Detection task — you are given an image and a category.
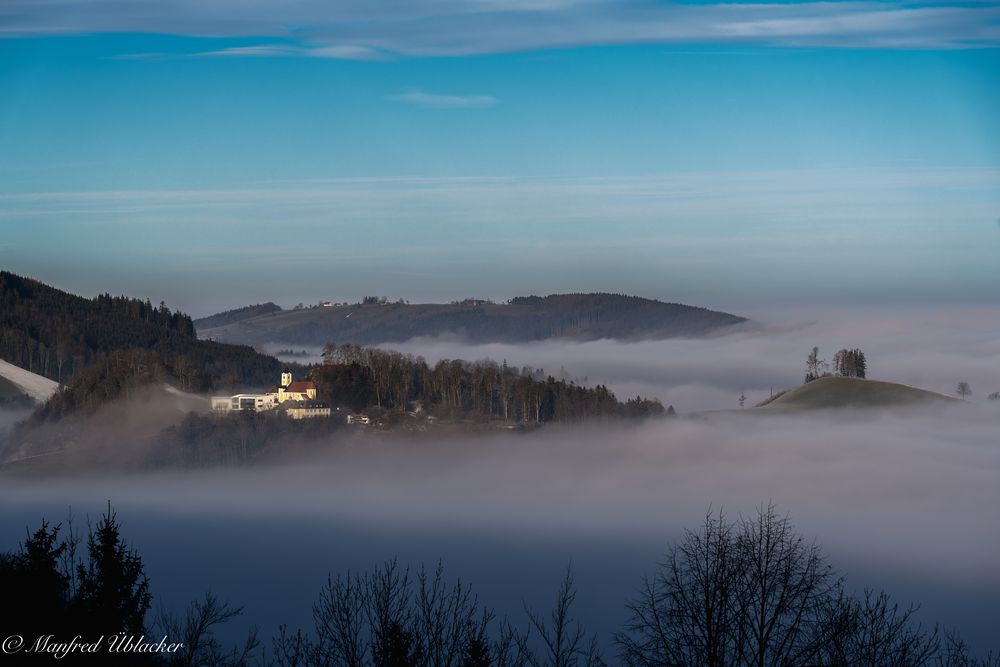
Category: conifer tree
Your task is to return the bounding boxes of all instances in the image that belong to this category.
[74,505,151,637]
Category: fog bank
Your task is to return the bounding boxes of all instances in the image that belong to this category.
[2,306,997,652]
[2,402,999,647]
[362,305,1000,411]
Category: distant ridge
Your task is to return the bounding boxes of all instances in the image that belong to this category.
[195,292,747,346]
[194,302,282,331]
[757,376,958,411]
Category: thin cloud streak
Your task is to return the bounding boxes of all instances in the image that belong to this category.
[1,1,999,52]
[387,90,499,108]
[197,43,386,60]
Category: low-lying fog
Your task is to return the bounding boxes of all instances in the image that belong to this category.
[381,305,1000,411]
[2,407,998,651]
[265,305,1000,412]
[2,306,998,653]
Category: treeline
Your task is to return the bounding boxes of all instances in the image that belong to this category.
[511,293,673,310]
[833,347,867,378]
[314,343,665,422]
[0,272,289,421]
[2,505,996,666]
[806,346,868,383]
[0,271,194,381]
[0,271,283,391]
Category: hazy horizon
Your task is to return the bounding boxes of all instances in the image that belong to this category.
[3,1,999,314]
[3,167,999,317]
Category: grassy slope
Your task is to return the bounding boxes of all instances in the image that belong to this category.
[757,376,958,411]
[194,302,281,330]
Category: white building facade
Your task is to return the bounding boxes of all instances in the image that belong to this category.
[211,371,323,416]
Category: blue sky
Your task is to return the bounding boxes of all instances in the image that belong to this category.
[1,1,998,315]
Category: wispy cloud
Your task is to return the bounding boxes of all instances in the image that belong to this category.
[197,43,385,60]
[309,44,385,60]
[1,1,998,52]
[387,90,499,109]
[107,51,171,61]
[199,45,301,58]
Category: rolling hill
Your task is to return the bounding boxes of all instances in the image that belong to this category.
[0,271,294,427]
[193,302,282,330]
[756,376,958,411]
[195,293,747,346]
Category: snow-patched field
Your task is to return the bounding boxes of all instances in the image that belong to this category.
[0,358,59,402]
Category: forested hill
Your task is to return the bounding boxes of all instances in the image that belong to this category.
[196,293,747,346]
[0,271,283,394]
[1,271,193,380]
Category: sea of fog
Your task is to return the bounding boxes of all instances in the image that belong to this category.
[265,304,1000,413]
[1,306,998,654]
[1,408,998,653]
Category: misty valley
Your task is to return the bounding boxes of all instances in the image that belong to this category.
[0,272,998,665]
[4,7,1000,663]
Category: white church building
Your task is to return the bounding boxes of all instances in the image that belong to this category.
[211,371,324,416]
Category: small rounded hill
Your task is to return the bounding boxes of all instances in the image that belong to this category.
[758,376,958,411]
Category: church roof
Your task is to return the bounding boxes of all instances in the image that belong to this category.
[285,380,316,392]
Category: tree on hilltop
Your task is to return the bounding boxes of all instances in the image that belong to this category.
[805,346,827,382]
[833,348,867,379]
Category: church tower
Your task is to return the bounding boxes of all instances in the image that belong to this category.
[281,371,293,388]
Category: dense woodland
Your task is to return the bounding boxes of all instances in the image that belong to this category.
[28,348,279,423]
[313,343,665,423]
[145,346,665,468]
[1,271,193,381]
[0,271,286,407]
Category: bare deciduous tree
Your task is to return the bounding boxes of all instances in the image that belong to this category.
[820,589,938,667]
[517,569,604,667]
[616,504,947,667]
[806,347,826,383]
[158,591,260,667]
[272,559,516,667]
[938,630,1000,667]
